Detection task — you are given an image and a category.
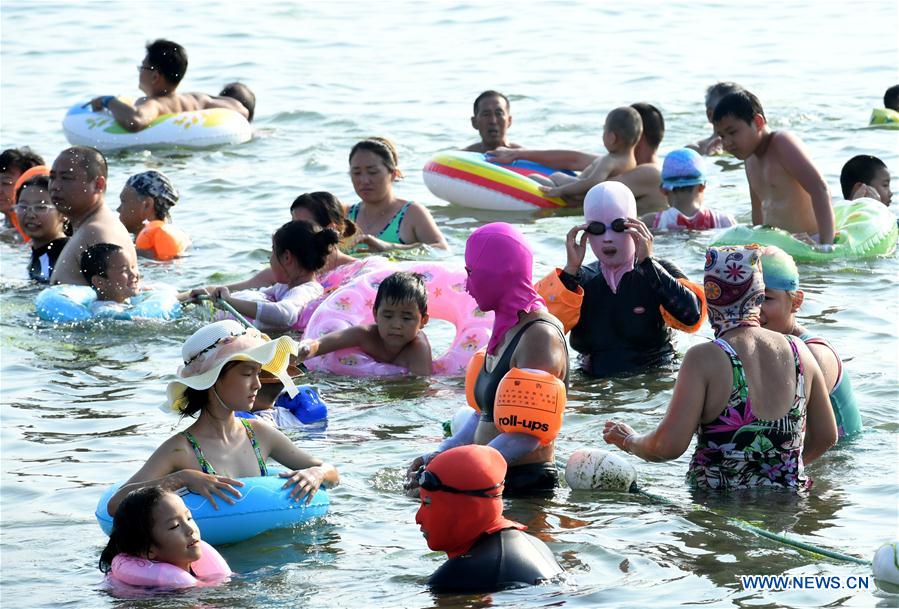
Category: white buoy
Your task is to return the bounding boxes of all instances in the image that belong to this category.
[450,406,477,437]
[565,447,637,491]
[873,542,899,595]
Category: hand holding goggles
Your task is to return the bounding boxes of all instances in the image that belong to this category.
[585,218,627,235]
[418,470,503,498]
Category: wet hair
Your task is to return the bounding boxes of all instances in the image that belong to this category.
[98,486,167,573]
[220,82,256,122]
[0,147,44,174]
[59,146,108,181]
[604,106,643,147]
[145,39,188,86]
[630,102,665,150]
[15,174,49,202]
[80,242,122,284]
[840,155,888,199]
[348,137,404,179]
[712,90,765,125]
[373,271,428,316]
[290,191,356,239]
[473,90,510,115]
[705,81,744,109]
[272,220,340,273]
[884,85,899,112]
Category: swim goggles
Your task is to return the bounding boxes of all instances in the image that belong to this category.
[418,470,503,498]
[585,218,627,235]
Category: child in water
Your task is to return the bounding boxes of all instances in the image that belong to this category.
[839,155,892,206]
[15,173,69,282]
[641,148,736,231]
[759,246,862,440]
[713,90,835,248]
[80,243,142,317]
[297,271,432,376]
[532,106,643,206]
[99,486,230,587]
[118,170,190,260]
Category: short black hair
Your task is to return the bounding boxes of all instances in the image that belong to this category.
[840,155,887,199]
[473,90,510,115]
[605,106,643,147]
[705,82,744,109]
[15,174,49,202]
[373,272,428,316]
[80,242,122,284]
[884,85,899,112]
[272,220,339,273]
[145,39,188,86]
[713,90,765,125]
[0,147,44,174]
[290,191,355,239]
[98,486,167,573]
[220,82,256,122]
[630,102,665,149]
[60,146,107,181]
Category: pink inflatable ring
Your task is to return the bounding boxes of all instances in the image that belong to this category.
[303,262,493,376]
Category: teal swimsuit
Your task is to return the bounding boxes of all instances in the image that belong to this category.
[348,201,412,245]
[799,331,862,440]
[182,418,268,476]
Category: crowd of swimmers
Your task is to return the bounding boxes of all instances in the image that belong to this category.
[1,36,896,594]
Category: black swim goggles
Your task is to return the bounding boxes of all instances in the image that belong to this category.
[418,470,503,498]
[585,218,627,235]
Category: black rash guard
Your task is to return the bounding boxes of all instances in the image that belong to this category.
[562,257,701,377]
[427,528,563,593]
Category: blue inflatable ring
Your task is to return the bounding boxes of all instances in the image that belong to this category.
[95,474,330,545]
[35,284,181,323]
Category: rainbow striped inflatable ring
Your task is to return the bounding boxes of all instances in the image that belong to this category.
[423,151,569,211]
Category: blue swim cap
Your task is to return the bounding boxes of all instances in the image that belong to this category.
[760,246,800,291]
[661,148,707,189]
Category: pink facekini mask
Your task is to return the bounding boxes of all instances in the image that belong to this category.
[464,223,546,354]
[583,182,637,294]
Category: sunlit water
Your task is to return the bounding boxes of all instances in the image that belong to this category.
[1,2,898,608]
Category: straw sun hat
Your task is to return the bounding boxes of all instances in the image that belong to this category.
[163,320,299,414]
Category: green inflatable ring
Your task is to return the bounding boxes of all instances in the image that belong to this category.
[869,108,899,129]
[712,198,898,262]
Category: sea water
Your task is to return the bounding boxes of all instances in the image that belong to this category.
[1,1,897,607]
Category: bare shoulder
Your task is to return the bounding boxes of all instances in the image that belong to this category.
[405,200,435,219]
[463,142,487,152]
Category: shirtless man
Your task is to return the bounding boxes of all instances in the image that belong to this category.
[49,147,136,285]
[488,102,667,214]
[88,39,252,132]
[463,91,521,153]
[712,90,835,247]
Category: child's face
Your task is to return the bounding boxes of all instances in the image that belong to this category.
[0,170,21,214]
[16,186,65,242]
[117,185,152,234]
[714,115,763,160]
[868,167,893,206]
[759,288,796,333]
[148,493,202,570]
[91,250,141,303]
[375,299,427,349]
[215,361,263,412]
[350,150,395,204]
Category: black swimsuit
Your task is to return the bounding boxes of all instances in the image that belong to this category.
[427,528,562,593]
[472,318,569,495]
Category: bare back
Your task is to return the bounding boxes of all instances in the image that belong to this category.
[139,92,247,118]
[50,205,136,285]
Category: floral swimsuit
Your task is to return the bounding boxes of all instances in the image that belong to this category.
[687,336,810,490]
[182,418,268,476]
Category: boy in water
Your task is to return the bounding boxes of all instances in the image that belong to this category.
[713,90,835,248]
[641,148,736,231]
[80,242,142,317]
[688,81,743,156]
[89,39,254,132]
[463,91,520,153]
[297,272,432,375]
[839,155,892,206]
[533,106,642,207]
[883,85,899,112]
[759,246,861,441]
